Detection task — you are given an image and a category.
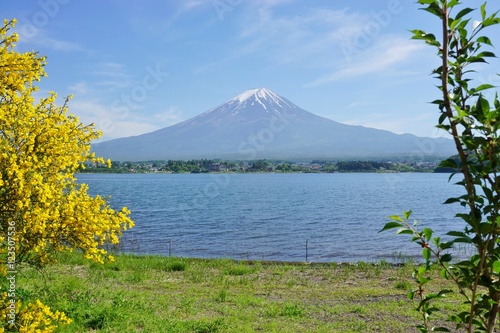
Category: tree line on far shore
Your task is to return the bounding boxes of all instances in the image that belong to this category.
[79,158,451,174]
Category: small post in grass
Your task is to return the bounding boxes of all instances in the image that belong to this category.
[305,239,309,263]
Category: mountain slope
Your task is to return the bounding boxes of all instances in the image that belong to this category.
[92,88,455,161]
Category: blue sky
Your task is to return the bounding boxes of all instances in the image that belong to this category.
[3,0,500,141]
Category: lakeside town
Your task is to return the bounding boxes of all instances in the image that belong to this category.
[80,158,452,174]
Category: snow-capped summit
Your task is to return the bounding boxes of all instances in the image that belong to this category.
[232,88,290,106]
[226,88,296,113]
[233,88,267,103]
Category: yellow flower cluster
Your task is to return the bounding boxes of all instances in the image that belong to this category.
[0,19,134,268]
[0,19,46,96]
[0,18,134,331]
[0,293,71,333]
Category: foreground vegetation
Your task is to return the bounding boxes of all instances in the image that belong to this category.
[383,1,500,331]
[12,251,468,333]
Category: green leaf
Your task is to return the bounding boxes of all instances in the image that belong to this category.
[483,187,494,201]
[446,231,467,237]
[453,104,467,118]
[422,227,433,241]
[493,261,500,274]
[479,222,493,235]
[477,95,491,117]
[423,247,431,261]
[453,238,473,244]
[438,113,447,125]
[411,30,440,47]
[481,2,487,20]
[476,36,493,46]
[403,210,412,220]
[443,197,460,204]
[468,56,487,63]
[379,221,403,233]
[417,325,428,333]
[472,84,495,94]
[454,7,475,22]
[440,253,452,263]
[437,289,453,297]
[455,213,471,223]
[421,3,443,18]
[389,214,404,222]
[447,0,459,9]
[430,99,445,105]
[457,18,471,33]
[397,229,415,236]
[438,159,458,170]
[477,51,496,58]
[432,326,451,332]
[472,318,484,327]
[418,266,429,276]
[411,29,429,39]
[482,16,500,28]
[439,242,453,250]
[417,275,430,284]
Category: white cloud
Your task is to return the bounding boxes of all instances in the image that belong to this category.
[305,37,425,87]
[151,107,184,125]
[341,112,445,138]
[227,3,420,78]
[69,100,157,140]
[66,63,135,100]
[237,7,358,63]
[182,0,205,11]
[92,63,135,88]
[15,23,85,52]
[190,5,379,75]
[69,99,184,141]
[247,0,296,10]
[91,62,129,78]
[39,37,83,52]
[68,82,88,94]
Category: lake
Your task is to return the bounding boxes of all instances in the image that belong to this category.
[77,172,467,262]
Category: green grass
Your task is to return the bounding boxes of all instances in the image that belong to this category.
[13,252,466,332]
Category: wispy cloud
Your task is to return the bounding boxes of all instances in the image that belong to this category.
[66,63,135,99]
[69,97,185,141]
[68,82,88,94]
[39,37,84,52]
[91,62,129,78]
[151,106,184,125]
[247,0,296,10]
[15,23,85,52]
[342,111,444,138]
[182,0,206,11]
[237,7,359,63]
[305,37,425,87]
[70,100,161,141]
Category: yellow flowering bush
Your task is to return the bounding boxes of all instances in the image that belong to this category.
[0,19,134,332]
[0,294,71,333]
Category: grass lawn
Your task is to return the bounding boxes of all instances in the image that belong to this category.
[14,252,464,332]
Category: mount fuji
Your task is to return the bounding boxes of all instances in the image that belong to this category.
[91,88,455,161]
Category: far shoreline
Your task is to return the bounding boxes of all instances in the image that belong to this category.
[79,158,452,174]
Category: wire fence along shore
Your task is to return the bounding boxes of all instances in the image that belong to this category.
[101,235,475,265]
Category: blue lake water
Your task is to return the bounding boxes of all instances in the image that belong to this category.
[77,172,467,262]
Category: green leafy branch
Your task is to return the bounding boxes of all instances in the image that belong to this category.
[382,1,500,332]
